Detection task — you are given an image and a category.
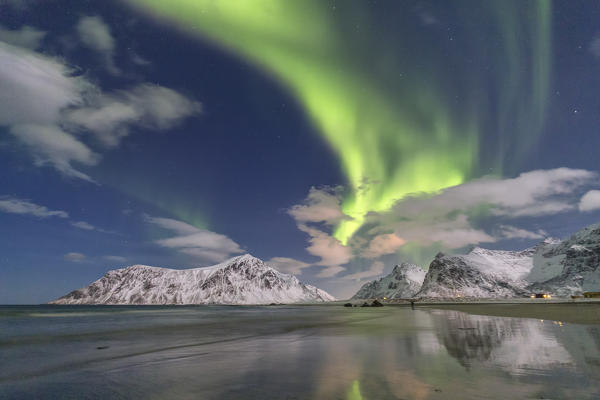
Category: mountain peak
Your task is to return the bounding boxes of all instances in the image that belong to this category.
[353,262,426,300]
[51,255,334,305]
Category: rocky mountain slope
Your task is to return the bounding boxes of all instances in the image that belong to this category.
[352,262,426,299]
[416,250,532,298]
[417,224,600,298]
[528,224,600,297]
[353,223,600,299]
[51,254,335,305]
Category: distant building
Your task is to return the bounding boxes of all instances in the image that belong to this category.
[530,293,551,299]
[583,292,600,298]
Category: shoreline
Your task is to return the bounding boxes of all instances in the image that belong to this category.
[408,301,600,325]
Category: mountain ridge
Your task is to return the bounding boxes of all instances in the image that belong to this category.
[352,223,600,299]
[51,254,335,305]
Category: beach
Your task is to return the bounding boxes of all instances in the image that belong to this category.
[1,303,599,399]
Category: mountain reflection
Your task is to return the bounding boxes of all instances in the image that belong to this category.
[428,310,600,378]
[2,306,599,399]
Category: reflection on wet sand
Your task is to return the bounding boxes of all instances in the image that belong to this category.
[429,309,600,376]
[1,305,599,399]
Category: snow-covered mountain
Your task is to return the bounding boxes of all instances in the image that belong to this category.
[352,263,426,299]
[354,223,600,299]
[416,249,533,298]
[418,223,600,298]
[51,254,335,305]
[528,224,600,297]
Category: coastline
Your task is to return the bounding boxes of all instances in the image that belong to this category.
[414,301,599,325]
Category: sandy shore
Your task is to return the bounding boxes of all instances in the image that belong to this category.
[338,298,600,324]
[413,301,600,325]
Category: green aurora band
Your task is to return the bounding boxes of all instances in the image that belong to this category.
[125,0,551,245]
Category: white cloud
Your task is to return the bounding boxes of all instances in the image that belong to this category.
[499,225,546,240]
[297,224,352,277]
[76,16,119,74]
[0,40,200,180]
[0,196,119,235]
[342,261,385,281]
[579,190,600,212]
[142,215,200,235]
[65,84,202,147]
[266,257,311,275]
[287,187,354,277]
[362,233,406,258]
[364,168,597,249]
[70,220,115,234]
[104,255,127,263]
[0,42,90,126]
[144,215,244,263]
[10,124,100,182]
[64,252,85,262]
[429,227,496,248]
[0,25,46,49]
[288,168,598,281]
[77,16,114,54]
[288,186,346,224]
[382,168,596,220]
[0,41,98,180]
[0,196,68,218]
[316,265,346,278]
[70,221,95,230]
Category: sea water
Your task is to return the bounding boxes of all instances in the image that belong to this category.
[0,304,599,399]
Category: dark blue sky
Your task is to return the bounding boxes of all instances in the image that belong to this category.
[2,0,600,303]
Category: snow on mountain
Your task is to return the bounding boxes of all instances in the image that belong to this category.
[526,238,564,283]
[51,254,335,305]
[416,251,531,298]
[528,224,600,297]
[418,223,600,298]
[352,262,426,299]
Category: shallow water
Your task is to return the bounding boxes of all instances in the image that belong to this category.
[1,304,599,399]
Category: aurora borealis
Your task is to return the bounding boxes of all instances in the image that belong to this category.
[124,0,551,244]
[2,0,600,302]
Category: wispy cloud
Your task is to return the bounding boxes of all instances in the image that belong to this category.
[499,225,547,240]
[288,186,347,225]
[70,220,116,234]
[266,257,311,275]
[70,221,95,230]
[76,16,119,74]
[362,233,406,258]
[579,190,600,212]
[144,215,244,264]
[296,224,352,278]
[0,27,201,182]
[0,196,68,218]
[362,168,597,249]
[289,168,599,281]
[64,84,202,148]
[64,252,85,262]
[0,25,46,50]
[10,124,100,182]
[0,195,118,238]
[287,186,353,277]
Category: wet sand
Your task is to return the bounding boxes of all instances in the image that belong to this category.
[1,304,599,399]
[417,301,600,325]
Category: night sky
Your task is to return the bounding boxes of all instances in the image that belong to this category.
[2,0,600,303]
